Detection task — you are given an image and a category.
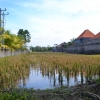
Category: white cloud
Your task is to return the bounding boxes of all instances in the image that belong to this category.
[2,0,100,46]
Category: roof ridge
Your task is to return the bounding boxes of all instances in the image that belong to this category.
[77,29,95,39]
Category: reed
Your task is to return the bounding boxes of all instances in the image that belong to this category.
[0,53,37,90]
[32,52,100,84]
[0,52,100,90]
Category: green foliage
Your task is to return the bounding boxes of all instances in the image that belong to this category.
[0,88,36,100]
[84,97,92,100]
[4,30,24,50]
[17,29,31,43]
[95,78,100,84]
[30,46,53,52]
[0,27,4,35]
[0,29,26,50]
[64,38,75,48]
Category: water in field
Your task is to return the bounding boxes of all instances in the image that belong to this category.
[0,64,99,90]
[1,53,100,90]
[17,65,89,90]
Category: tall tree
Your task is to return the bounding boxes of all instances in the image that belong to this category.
[17,29,31,43]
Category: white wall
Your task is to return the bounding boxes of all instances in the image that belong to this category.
[0,49,29,57]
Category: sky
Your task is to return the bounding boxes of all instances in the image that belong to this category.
[0,0,100,47]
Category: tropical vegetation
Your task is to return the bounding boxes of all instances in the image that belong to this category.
[30,46,53,52]
[0,28,31,50]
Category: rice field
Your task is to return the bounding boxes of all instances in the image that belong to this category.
[0,52,100,90]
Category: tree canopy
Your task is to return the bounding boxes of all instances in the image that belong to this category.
[0,28,29,50]
[30,46,53,52]
[17,29,31,43]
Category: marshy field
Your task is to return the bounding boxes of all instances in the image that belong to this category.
[1,52,100,100]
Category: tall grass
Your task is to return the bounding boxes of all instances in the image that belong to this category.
[0,53,37,90]
[0,52,100,90]
[33,52,100,84]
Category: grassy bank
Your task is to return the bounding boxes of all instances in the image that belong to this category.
[0,81,100,100]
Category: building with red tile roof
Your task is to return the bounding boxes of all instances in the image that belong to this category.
[53,29,100,54]
[74,29,95,45]
[92,32,100,39]
[77,29,95,39]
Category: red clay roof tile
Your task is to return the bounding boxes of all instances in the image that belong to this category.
[77,29,95,39]
[92,32,100,39]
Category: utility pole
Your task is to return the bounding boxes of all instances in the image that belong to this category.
[2,12,9,29]
[2,12,9,46]
[0,8,6,28]
[0,8,9,57]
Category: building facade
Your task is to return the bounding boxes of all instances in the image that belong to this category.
[66,29,100,54]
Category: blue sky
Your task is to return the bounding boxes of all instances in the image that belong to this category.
[0,0,100,47]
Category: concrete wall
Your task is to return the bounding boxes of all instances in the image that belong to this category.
[0,49,29,57]
[66,38,100,54]
[74,38,91,46]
